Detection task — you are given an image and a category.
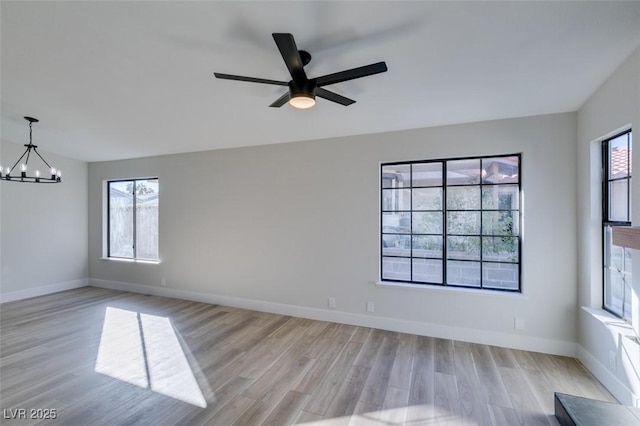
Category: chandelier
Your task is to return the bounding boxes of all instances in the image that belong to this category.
[0,117,61,183]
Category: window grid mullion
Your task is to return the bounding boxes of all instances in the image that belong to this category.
[442,161,448,286]
[602,140,609,314]
[107,182,112,258]
[479,169,484,289]
[409,164,413,281]
[380,168,384,282]
[627,133,631,222]
[132,180,137,259]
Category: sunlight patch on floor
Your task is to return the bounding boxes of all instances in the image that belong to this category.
[295,404,474,425]
[95,307,148,388]
[95,307,207,408]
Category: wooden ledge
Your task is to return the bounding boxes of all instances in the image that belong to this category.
[612,226,640,250]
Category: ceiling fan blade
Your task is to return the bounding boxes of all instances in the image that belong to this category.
[269,92,290,108]
[214,72,288,86]
[316,88,356,106]
[272,33,307,82]
[315,62,388,87]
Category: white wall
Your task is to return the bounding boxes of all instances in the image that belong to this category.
[577,46,640,406]
[0,140,89,302]
[89,112,578,355]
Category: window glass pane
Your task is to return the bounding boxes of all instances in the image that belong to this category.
[483,263,519,290]
[629,134,633,175]
[382,257,411,281]
[412,212,442,234]
[604,259,625,316]
[603,226,612,269]
[109,181,134,258]
[447,186,480,210]
[609,179,629,221]
[447,260,481,287]
[382,212,411,234]
[446,236,480,261]
[623,247,632,320]
[382,235,411,257]
[609,133,630,179]
[412,235,443,258]
[382,165,410,189]
[412,162,442,187]
[382,189,411,211]
[482,185,519,210]
[135,179,159,260]
[413,188,442,210]
[482,156,519,184]
[483,236,519,262]
[482,211,519,236]
[447,211,480,235]
[603,226,631,318]
[413,259,442,283]
[447,159,481,185]
[604,268,614,313]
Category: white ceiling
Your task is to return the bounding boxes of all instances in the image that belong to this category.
[2,1,640,162]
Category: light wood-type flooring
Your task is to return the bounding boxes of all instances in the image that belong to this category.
[0,287,616,425]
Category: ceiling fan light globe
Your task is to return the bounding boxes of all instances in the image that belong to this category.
[289,95,315,109]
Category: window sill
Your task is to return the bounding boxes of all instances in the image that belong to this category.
[375,280,528,299]
[100,257,161,265]
[581,306,636,341]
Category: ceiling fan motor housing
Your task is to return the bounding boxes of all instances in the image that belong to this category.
[289,79,316,100]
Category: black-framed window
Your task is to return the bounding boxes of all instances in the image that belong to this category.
[108,178,159,261]
[603,130,632,320]
[381,154,521,291]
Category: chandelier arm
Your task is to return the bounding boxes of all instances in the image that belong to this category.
[9,148,30,172]
[33,148,53,169]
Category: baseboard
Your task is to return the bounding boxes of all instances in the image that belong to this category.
[0,278,89,304]
[89,278,577,357]
[577,344,640,407]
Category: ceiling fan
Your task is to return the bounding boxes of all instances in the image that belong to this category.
[214,33,388,109]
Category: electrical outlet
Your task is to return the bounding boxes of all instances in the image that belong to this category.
[328,297,336,308]
[514,317,525,330]
[161,277,167,287]
[367,301,375,313]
